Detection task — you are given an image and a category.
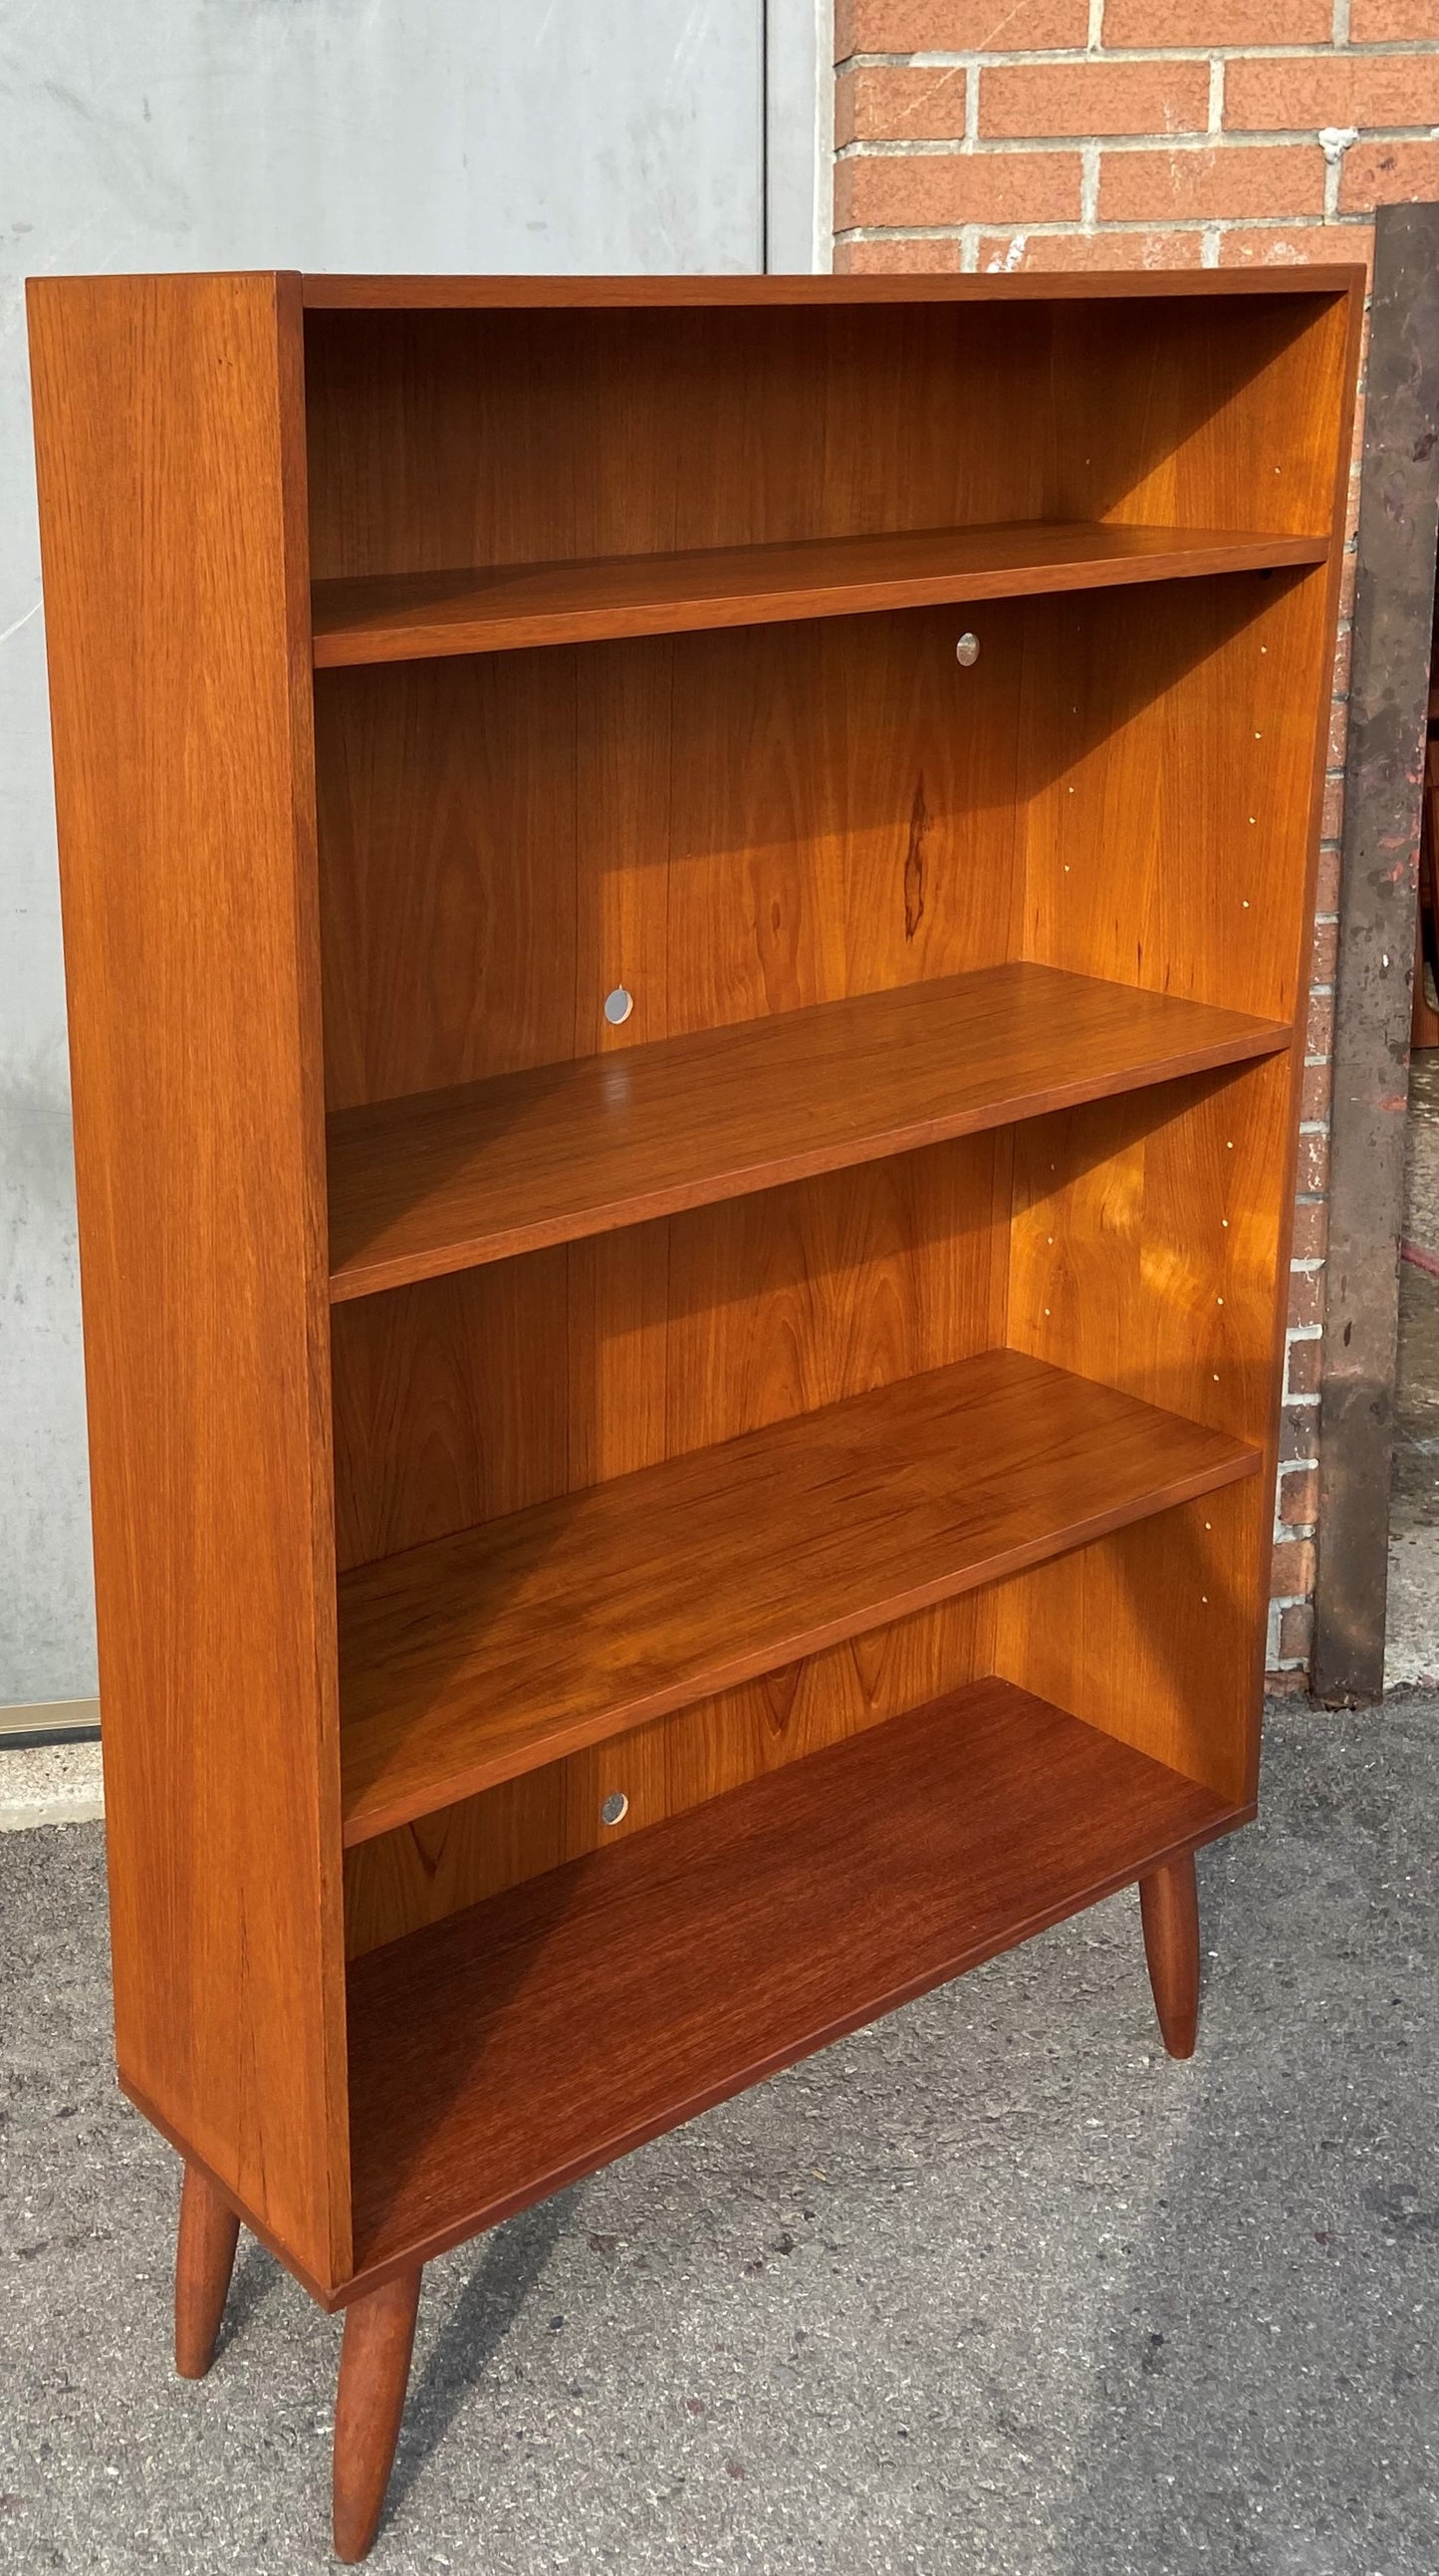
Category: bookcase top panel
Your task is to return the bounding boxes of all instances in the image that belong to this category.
[299,270,1362,312]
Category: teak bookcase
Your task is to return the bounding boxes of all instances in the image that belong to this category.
[28,268,1360,2559]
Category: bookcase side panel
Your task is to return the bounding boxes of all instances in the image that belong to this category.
[1004,298,1356,1796]
[1048,289,1356,544]
[1002,556,1329,1803]
[991,1488,1265,1808]
[27,273,352,2290]
[995,1062,1290,1802]
[1016,567,1337,1026]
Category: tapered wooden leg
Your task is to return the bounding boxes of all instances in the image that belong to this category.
[1139,1852,1201,2060]
[174,2162,241,2379]
[333,2267,422,2563]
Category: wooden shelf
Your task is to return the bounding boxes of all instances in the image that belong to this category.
[347,1675,1242,2278]
[310,520,1329,666]
[338,1347,1259,1844]
[327,962,1290,1302]
[302,271,1358,309]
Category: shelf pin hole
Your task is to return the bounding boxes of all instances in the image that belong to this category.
[955,632,980,667]
[603,986,634,1027]
[601,1791,629,1826]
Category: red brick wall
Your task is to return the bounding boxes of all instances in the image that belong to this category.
[834,2,1439,1679]
[835,2,1439,275]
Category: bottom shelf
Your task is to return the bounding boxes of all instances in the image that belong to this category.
[347,1678,1244,2281]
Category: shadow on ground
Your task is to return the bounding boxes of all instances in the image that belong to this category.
[2,1698,1436,2574]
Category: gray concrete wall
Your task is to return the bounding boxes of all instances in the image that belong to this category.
[0,0,825,1708]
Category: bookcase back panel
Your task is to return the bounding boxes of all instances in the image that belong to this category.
[316,561,1325,1123]
[1018,568,1329,1025]
[315,607,1025,1113]
[332,1133,1011,1569]
[304,305,1053,583]
[303,292,1347,591]
[343,1592,998,1959]
[1001,1053,1295,1802]
[994,1483,1264,1809]
[1009,1058,1290,1453]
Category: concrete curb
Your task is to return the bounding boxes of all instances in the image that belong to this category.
[0,1739,105,1832]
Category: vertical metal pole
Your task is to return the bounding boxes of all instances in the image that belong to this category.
[761,0,770,273]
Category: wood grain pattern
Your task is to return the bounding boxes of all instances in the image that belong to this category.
[333,2269,421,2562]
[346,1678,1242,2281]
[331,1249,573,1569]
[1139,1853,1201,2060]
[304,304,1053,586]
[342,1595,994,1958]
[311,524,1327,666]
[1008,1066,1284,1450]
[1051,291,1353,543]
[328,963,1289,1299]
[27,272,352,2292]
[337,1136,1010,1949]
[331,1137,1009,1570]
[314,605,1025,1114]
[998,1054,1301,1805]
[661,611,1021,1024]
[338,1348,1259,1844]
[995,283,1361,1808]
[174,2165,241,2380]
[1018,572,1335,1025]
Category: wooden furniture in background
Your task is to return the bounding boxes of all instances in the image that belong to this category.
[28,269,1360,2559]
